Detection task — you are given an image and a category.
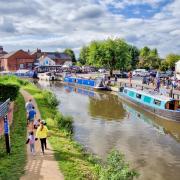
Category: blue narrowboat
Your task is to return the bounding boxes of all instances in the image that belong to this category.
[64,76,107,90]
[119,87,180,121]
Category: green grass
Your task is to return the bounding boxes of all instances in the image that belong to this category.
[23,83,99,180]
[0,94,27,180]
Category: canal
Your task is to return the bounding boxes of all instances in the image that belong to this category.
[39,81,180,180]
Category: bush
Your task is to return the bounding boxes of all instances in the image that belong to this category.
[55,112,73,134]
[99,150,138,180]
[0,83,20,101]
[43,90,59,107]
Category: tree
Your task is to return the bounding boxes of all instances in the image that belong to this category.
[139,47,161,69]
[160,60,169,71]
[165,53,180,70]
[87,38,131,76]
[128,45,140,69]
[64,48,76,63]
[79,46,89,65]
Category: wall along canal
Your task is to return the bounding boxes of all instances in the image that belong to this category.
[38,81,180,180]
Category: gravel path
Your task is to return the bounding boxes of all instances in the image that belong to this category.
[20,89,64,180]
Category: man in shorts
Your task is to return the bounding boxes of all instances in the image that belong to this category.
[28,106,36,130]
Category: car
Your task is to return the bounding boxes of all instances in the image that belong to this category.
[98,68,106,73]
[132,69,149,77]
[114,72,128,78]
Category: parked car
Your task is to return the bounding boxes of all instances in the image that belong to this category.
[132,69,149,77]
[98,68,106,73]
[114,72,128,78]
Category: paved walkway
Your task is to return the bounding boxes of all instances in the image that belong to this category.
[20,89,64,180]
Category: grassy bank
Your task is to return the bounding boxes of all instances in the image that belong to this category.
[0,94,27,180]
[0,76,138,180]
[23,83,99,179]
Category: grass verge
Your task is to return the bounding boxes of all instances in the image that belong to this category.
[0,94,27,180]
[23,83,99,180]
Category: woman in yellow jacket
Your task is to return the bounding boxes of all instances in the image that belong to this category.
[36,120,48,154]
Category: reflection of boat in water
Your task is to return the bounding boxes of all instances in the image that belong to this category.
[64,76,107,90]
[123,103,180,142]
[119,87,180,122]
[64,85,96,97]
[64,85,126,120]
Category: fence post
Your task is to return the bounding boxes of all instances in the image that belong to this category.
[4,115,11,154]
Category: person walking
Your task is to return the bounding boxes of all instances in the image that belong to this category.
[25,99,33,114]
[36,121,48,154]
[28,106,36,130]
[26,131,37,155]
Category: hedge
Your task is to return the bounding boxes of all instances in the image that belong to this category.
[0,83,20,101]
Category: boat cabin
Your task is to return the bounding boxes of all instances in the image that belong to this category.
[122,87,180,111]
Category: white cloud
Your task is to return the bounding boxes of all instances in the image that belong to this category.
[0,0,179,57]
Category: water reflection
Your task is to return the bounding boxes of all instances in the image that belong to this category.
[38,81,180,180]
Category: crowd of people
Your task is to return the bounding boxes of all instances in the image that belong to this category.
[25,99,49,155]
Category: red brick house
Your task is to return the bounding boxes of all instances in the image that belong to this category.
[0,50,35,71]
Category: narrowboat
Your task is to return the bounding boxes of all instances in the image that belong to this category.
[38,72,56,81]
[64,76,107,90]
[119,87,180,122]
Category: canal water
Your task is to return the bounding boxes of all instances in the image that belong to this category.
[38,81,180,180]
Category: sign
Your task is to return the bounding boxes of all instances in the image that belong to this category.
[4,116,9,134]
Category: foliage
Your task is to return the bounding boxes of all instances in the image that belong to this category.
[55,112,73,134]
[99,150,138,180]
[64,48,76,63]
[0,83,20,101]
[127,45,140,69]
[83,38,131,76]
[79,46,89,65]
[42,90,59,107]
[0,94,27,180]
[139,47,161,69]
[165,53,180,70]
[160,60,169,71]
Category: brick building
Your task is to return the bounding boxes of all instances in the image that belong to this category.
[0,50,34,71]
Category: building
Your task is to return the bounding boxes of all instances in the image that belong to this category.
[0,46,7,57]
[0,49,35,71]
[175,60,180,80]
[42,52,72,65]
[37,55,56,66]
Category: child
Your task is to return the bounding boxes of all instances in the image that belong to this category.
[26,131,37,155]
[34,119,41,129]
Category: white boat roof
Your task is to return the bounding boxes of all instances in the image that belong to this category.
[125,87,174,102]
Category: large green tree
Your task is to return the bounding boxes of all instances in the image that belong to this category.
[64,48,76,63]
[139,47,160,69]
[79,46,89,65]
[128,45,140,69]
[165,53,180,70]
[87,38,131,76]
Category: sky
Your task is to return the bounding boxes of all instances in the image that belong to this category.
[0,0,179,58]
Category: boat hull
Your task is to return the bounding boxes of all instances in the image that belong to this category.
[119,92,180,122]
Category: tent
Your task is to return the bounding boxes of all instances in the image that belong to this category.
[175,60,180,80]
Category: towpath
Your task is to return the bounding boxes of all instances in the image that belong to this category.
[20,89,64,180]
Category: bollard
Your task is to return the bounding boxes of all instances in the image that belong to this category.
[4,115,11,154]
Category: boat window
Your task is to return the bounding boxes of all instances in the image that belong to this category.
[154,99,161,106]
[144,96,151,103]
[129,91,135,97]
[136,94,141,99]
[124,89,127,94]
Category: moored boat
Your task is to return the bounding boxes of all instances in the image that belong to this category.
[64,76,107,90]
[119,87,180,122]
[38,72,56,81]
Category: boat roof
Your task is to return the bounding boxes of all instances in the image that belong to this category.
[125,87,175,102]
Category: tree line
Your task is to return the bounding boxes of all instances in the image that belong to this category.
[63,38,180,74]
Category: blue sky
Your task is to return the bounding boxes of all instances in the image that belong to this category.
[0,0,179,57]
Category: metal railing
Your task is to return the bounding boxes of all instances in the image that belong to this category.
[0,99,10,118]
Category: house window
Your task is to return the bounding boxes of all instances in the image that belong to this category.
[19,64,24,69]
[128,91,135,97]
[124,89,127,94]
[136,93,141,99]
[154,99,161,106]
[27,63,32,67]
